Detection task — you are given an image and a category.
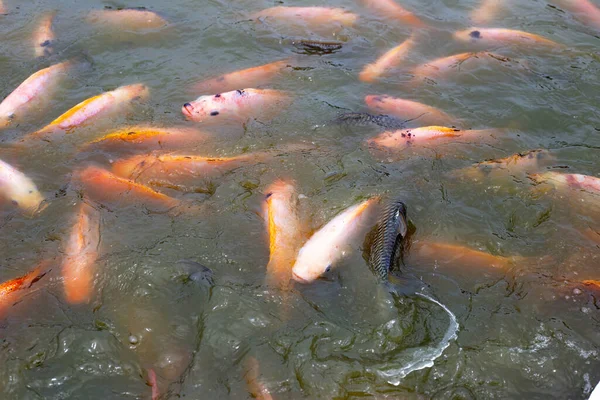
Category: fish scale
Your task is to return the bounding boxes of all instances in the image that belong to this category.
[368,199,408,281]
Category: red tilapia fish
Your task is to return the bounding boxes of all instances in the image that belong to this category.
[81,126,208,153]
[367,126,495,151]
[359,36,415,83]
[365,95,455,126]
[0,60,73,129]
[0,158,45,215]
[530,172,600,195]
[75,166,180,212]
[23,83,149,141]
[552,0,600,31]
[33,11,56,58]
[86,7,167,31]
[361,0,425,27]
[182,88,291,123]
[471,0,504,24]
[0,263,49,317]
[263,179,305,289]
[410,241,518,270]
[292,197,380,283]
[454,28,563,49]
[0,1,6,14]
[251,6,358,31]
[453,149,553,181]
[194,59,290,94]
[244,357,275,400]
[62,202,101,304]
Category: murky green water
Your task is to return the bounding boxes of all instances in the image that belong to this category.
[0,0,599,399]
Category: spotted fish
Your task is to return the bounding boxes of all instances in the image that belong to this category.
[334,112,406,130]
[368,199,408,281]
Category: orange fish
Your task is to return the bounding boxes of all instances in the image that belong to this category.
[33,11,56,58]
[470,0,504,24]
[452,149,553,181]
[365,95,455,126]
[263,179,305,289]
[453,28,562,49]
[530,172,600,194]
[24,83,149,141]
[359,36,415,83]
[75,166,180,211]
[0,263,49,317]
[410,241,516,270]
[553,0,600,31]
[86,8,167,31]
[251,6,358,30]
[81,126,208,153]
[412,51,517,82]
[0,60,73,128]
[194,59,290,94]
[361,0,424,27]
[367,126,495,151]
[62,202,101,304]
[112,152,271,192]
[244,357,275,400]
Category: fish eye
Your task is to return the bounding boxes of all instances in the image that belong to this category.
[11,200,18,206]
[325,265,331,272]
[210,111,219,116]
[470,30,481,39]
[214,94,221,98]
[265,192,273,200]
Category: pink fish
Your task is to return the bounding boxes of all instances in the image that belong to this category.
[86,8,167,32]
[361,0,425,27]
[182,88,290,123]
[454,28,563,49]
[251,6,358,31]
[33,11,56,58]
[367,126,495,151]
[470,0,504,24]
[365,95,455,126]
[530,172,600,194]
[552,0,600,30]
[0,158,45,215]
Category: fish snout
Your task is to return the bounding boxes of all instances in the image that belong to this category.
[292,270,310,284]
[182,102,196,119]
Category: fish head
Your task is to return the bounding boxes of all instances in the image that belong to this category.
[125,83,150,101]
[392,200,408,237]
[182,91,238,122]
[454,28,483,43]
[292,247,333,283]
[10,183,45,215]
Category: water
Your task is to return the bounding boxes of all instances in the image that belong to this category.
[0,0,599,399]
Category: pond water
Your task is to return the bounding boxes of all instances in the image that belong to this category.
[0,0,599,399]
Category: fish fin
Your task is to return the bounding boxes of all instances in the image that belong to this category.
[386,273,427,297]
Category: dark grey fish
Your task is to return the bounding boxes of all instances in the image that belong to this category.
[334,112,406,130]
[292,39,343,55]
[176,259,214,286]
[369,199,408,281]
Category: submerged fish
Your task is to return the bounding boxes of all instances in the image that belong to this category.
[411,241,516,270]
[292,197,380,283]
[0,60,73,128]
[453,28,563,49]
[0,263,49,317]
[454,149,553,181]
[251,6,358,29]
[244,357,274,400]
[361,0,424,27]
[24,83,149,141]
[334,112,406,130]
[470,0,504,24]
[62,202,101,304]
[86,7,167,31]
[365,95,455,126]
[182,89,290,123]
[359,36,414,83]
[530,172,600,194]
[367,126,495,151]
[0,158,45,215]
[369,199,408,282]
[194,59,289,94]
[553,0,600,31]
[292,39,343,55]
[33,11,56,58]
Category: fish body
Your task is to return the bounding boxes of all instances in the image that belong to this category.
[0,263,48,316]
[292,197,380,283]
[412,241,513,269]
[361,0,424,27]
[531,172,600,194]
[182,88,290,123]
[0,159,44,215]
[244,357,274,400]
[33,11,56,58]
[292,39,344,55]
[75,166,180,211]
[194,59,289,94]
[365,95,455,126]
[252,6,358,28]
[82,126,206,153]
[369,199,408,281]
[454,28,562,48]
[359,37,414,83]
[62,202,101,304]
[412,52,517,81]
[0,61,72,128]
[471,0,504,24]
[86,8,167,31]
[368,126,493,150]
[554,0,600,30]
[334,112,405,129]
[264,180,304,288]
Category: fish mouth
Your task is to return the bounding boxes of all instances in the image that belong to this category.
[292,271,310,284]
[182,103,194,118]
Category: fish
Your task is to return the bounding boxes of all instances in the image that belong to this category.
[86,7,167,31]
[263,179,304,289]
[24,83,149,141]
[359,36,415,83]
[529,172,600,194]
[251,6,358,29]
[62,202,101,304]
[194,59,289,94]
[0,158,45,215]
[33,11,56,58]
[368,199,408,282]
[292,197,380,283]
[367,126,495,151]
[74,166,180,212]
[0,1,6,14]
[0,60,73,129]
[333,112,406,130]
[292,39,344,55]
[182,89,290,123]
[244,357,274,400]
[453,28,563,49]
[361,0,425,27]
[410,241,516,270]
[552,0,600,31]
[81,126,208,153]
[365,95,455,126]
[147,369,160,400]
[111,152,272,192]
[0,263,49,317]
[453,149,553,181]
[470,0,504,25]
